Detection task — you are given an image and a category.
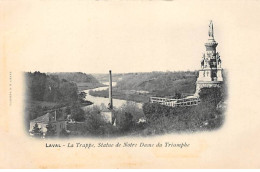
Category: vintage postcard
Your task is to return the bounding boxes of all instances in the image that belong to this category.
[1,0,260,169]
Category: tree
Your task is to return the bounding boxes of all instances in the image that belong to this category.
[59,129,69,138]
[174,92,182,99]
[119,112,134,131]
[25,71,79,103]
[71,106,85,122]
[82,105,117,136]
[143,102,173,122]
[31,123,43,138]
[59,81,78,102]
[199,87,222,107]
[45,123,56,138]
[65,106,71,115]
[78,91,87,102]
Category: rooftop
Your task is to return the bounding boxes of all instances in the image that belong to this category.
[31,111,65,123]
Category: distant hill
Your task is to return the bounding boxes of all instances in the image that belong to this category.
[115,71,198,96]
[89,71,199,103]
[49,72,100,83]
[92,73,131,83]
[25,71,79,108]
[48,72,104,90]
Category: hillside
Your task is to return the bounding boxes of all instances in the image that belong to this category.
[49,72,104,90]
[24,72,94,129]
[89,71,198,102]
[115,71,197,96]
[25,72,79,103]
[92,73,132,83]
[25,72,79,128]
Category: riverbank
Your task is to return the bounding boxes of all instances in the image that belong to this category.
[88,88,150,103]
[82,81,143,109]
[77,82,105,91]
[79,100,93,107]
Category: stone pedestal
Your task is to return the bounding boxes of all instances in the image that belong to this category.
[195,21,223,96]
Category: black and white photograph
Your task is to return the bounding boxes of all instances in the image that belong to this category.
[25,21,228,139]
[1,0,260,169]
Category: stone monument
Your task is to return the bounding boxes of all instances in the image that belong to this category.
[195,20,223,96]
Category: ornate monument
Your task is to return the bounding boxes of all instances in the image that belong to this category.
[195,20,223,95]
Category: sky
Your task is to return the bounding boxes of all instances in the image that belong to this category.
[2,0,260,74]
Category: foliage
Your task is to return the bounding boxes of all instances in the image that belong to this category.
[118,102,144,121]
[25,71,88,130]
[31,123,43,138]
[25,71,78,103]
[69,86,227,137]
[48,72,104,91]
[49,72,101,83]
[59,129,69,138]
[142,86,226,135]
[71,105,86,122]
[65,106,71,115]
[116,112,134,132]
[68,102,144,137]
[81,105,116,136]
[45,123,56,138]
[78,92,87,102]
[92,73,131,83]
[114,102,144,134]
[26,105,45,125]
[89,71,198,103]
[115,71,197,95]
[199,87,222,106]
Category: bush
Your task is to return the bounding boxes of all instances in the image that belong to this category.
[45,123,56,138]
[71,105,85,122]
[142,86,226,135]
[59,129,69,138]
[31,123,43,138]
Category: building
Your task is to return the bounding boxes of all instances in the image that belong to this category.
[29,110,67,137]
[195,20,223,95]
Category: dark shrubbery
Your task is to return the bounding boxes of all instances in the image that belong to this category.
[25,71,78,103]
[31,123,43,137]
[45,123,56,138]
[70,105,86,122]
[70,86,227,137]
[25,71,89,130]
[69,102,144,137]
[141,86,226,134]
[49,72,101,84]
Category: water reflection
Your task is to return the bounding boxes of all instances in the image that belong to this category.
[82,82,142,110]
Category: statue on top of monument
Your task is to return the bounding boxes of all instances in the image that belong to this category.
[208,20,214,38]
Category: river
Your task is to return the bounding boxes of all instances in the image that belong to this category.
[82,82,142,110]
